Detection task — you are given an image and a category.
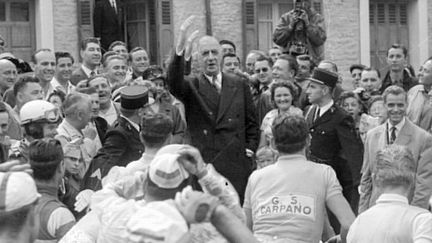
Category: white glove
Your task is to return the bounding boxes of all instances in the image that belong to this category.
[74,189,94,212]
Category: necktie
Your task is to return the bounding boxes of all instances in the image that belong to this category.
[390,126,397,144]
[212,75,220,93]
[314,107,320,122]
[110,0,117,13]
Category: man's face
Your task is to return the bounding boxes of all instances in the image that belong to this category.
[245,53,258,75]
[272,59,293,80]
[222,56,240,74]
[64,154,82,175]
[359,70,381,92]
[112,45,128,60]
[88,77,111,106]
[89,93,100,118]
[385,93,407,125]
[387,47,406,71]
[78,100,92,129]
[18,83,43,105]
[0,60,17,91]
[42,123,58,138]
[254,60,272,85]
[305,81,325,104]
[418,60,432,86]
[81,42,102,67]
[198,37,221,76]
[269,48,281,63]
[221,44,235,55]
[34,51,56,83]
[105,58,127,84]
[131,50,149,75]
[0,111,9,143]
[55,57,73,82]
[351,68,362,88]
[296,59,311,78]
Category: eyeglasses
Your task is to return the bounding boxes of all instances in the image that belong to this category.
[255,67,269,73]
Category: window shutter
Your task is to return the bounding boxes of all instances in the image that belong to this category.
[313,2,322,14]
[399,4,407,25]
[77,0,94,40]
[157,0,173,65]
[242,0,257,61]
[148,0,157,64]
[377,3,385,24]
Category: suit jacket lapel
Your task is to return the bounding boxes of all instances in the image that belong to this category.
[395,119,413,145]
[197,74,219,109]
[305,105,317,128]
[216,74,237,123]
[313,105,334,127]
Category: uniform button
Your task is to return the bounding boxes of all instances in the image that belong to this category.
[209,112,213,116]
[228,118,232,122]
[203,129,208,135]
[310,128,314,132]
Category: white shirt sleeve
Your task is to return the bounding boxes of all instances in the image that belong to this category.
[47,207,76,238]
[413,212,432,243]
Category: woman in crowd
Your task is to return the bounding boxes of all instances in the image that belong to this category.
[259,80,303,148]
[338,91,365,134]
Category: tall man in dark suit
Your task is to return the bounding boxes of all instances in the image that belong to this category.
[304,68,363,213]
[167,17,259,201]
[70,38,102,85]
[82,85,148,191]
[93,0,123,52]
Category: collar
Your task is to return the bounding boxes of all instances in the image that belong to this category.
[35,181,59,197]
[317,100,334,117]
[61,119,84,138]
[51,77,74,94]
[42,83,55,100]
[386,117,405,131]
[276,154,307,165]
[376,193,408,205]
[81,64,97,77]
[204,72,222,86]
[120,115,140,132]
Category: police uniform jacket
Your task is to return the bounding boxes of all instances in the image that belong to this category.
[305,103,363,186]
[167,53,259,198]
[82,116,143,191]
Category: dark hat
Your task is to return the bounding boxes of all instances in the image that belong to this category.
[308,68,338,88]
[143,65,165,82]
[141,113,173,139]
[349,64,366,73]
[120,85,149,110]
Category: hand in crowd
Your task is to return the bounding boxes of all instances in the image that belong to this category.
[177,15,197,53]
[297,11,309,26]
[0,160,32,174]
[175,186,220,224]
[178,145,208,179]
[184,30,200,60]
[74,189,95,212]
[245,149,254,158]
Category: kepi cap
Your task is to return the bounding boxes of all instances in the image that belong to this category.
[308,68,338,88]
[148,144,189,189]
[120,85,149,110]
[0,172,40,212]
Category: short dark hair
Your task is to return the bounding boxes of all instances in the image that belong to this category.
[129,47,147,62]
[13,76,40,97]
[270,80,298,104]
[140,113,173,148]
[29,138,64,181]
[221,53,241,66]
[31,48,52,64]
[349,64,366,74]
[387,43,408,58]
[54,51,74,64]
[382,85,407,103]
[80,37,100,51]
[297,54,316,72]
[278,54,298,76]
[47,90,66,104]
[362,67,381,79]
[272,115,308,154]
[108,41,127,51]
[219,40,236,52]
[255,55,273,67]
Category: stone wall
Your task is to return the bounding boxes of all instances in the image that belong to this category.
[322,0,361,90]
[52,0,80,62]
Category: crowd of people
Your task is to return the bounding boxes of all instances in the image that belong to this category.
[1,0,432,242]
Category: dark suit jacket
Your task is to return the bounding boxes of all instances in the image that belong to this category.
[167,54,259,197]
[70,67,88,86]
[82,116,143,191]
[305,103,363,187]
[93,0,123,51]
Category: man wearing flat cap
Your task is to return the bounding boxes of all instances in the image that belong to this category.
[82,85,149,191]
[305,68,363,217]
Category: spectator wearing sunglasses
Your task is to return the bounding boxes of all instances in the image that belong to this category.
[252,56,275,126]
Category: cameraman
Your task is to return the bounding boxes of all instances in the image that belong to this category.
[273,0,326,63]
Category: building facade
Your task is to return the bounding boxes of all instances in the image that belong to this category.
[0,0,430,85]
